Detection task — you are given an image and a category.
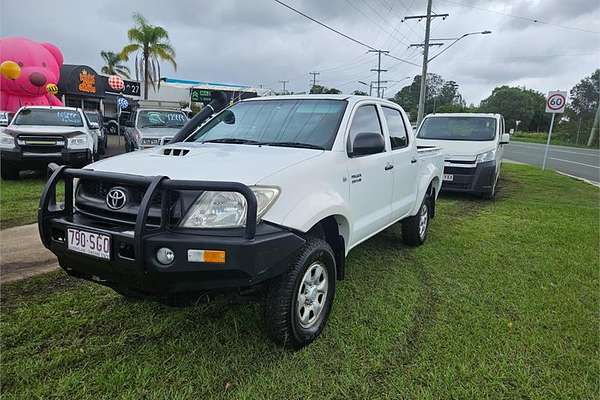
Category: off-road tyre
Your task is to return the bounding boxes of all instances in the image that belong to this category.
[264,237,336,348]
[401,194,431,246]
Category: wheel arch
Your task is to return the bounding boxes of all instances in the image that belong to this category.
[305,214,349,281]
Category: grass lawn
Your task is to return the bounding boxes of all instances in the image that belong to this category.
[1,164,598,399]
[0,174,63,229]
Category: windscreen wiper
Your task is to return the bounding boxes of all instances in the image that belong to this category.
[202,138,263,145]
[262,141,325,150]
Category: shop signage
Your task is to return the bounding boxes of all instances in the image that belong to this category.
[78,69,96,94]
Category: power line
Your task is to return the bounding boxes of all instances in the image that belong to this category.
[273,0,420,67]
[438,0,600,34]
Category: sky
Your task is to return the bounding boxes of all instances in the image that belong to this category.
[1,0,598,105]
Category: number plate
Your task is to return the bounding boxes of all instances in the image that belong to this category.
[443,174,454,182]
[67,228,111,260]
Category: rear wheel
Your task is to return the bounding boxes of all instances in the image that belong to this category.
[401,195,431,246]
[1,162,19,180]
[264,237,336,348]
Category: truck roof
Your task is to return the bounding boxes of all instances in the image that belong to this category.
[244,94,404,108]
[19,105,81,112]
[424,113,500,119]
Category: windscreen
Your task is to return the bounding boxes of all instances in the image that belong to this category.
[187,99,347,150]
[137,110,187,128]
[13,109,83,127]
[418,116,496,141]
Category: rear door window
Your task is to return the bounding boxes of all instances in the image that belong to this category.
[382,107,409,149]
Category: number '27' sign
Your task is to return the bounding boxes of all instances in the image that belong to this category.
[545,91,567,113]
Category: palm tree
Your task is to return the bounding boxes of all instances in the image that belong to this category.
[120,13,177,100]
[100,51,130,79]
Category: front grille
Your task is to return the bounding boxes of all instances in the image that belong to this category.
[17,135,65,153]
[75,179,194,227]
[444,166,476,175]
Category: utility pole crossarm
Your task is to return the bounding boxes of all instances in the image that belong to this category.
[403,13,448,20]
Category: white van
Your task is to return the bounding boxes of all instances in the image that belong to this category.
[416,113,510,199]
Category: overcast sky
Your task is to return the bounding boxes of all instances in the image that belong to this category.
[1,0,598,104]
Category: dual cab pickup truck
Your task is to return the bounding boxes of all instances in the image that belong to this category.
[38,95,444,347]
[1,106,99,180]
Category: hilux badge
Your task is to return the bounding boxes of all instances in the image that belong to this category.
[106,187,127,210]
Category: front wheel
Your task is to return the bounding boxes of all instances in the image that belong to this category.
[264,237,336,348]
[401,195,431,246]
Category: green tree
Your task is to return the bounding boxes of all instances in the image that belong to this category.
[120,13,177,100]
[352,90,368,96]
[479,86,549,131]
[310,84,342,94]
[100,51,130,79]
[390,73,463,120]
[569,69,599,146]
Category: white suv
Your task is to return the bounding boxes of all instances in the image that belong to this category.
[1,106,98,180]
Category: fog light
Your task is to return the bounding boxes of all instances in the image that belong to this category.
[156,247,175,265]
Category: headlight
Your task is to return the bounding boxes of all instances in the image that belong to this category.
[67,134,88,149]
[180,187,280,228]
[476,149,496,163]
[142,137,161,146]
[0,132,15,149]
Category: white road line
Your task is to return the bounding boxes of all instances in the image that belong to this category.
[549,157,600,169]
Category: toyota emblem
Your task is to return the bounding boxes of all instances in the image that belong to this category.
[106,187,127,210]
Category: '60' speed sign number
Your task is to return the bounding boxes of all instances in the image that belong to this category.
[545,91,567,113]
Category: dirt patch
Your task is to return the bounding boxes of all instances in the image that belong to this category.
[0,271,84,309]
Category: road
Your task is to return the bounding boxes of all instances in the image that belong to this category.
[504,141,600,184]
[0,223,58,282]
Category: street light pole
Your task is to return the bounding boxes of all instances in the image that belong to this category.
[427,30,492,63]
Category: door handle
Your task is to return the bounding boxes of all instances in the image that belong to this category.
[410,158,417,164]
[384,163,394,171]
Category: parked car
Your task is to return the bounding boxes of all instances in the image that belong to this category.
[416,113,510,199]
[38,95,444,347]
[0,106,99,180]
[121,108,189,150]
[84,111,107,155]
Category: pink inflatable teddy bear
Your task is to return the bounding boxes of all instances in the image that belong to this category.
[0,37,64,112]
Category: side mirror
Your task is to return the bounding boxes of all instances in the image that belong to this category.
[222,110,235,125]
[351,132,385,156]
[500,133,510,144]
[89,122,99,129]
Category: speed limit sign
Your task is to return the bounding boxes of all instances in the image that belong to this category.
[545,91,567,113]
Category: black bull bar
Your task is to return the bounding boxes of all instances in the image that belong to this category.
[38,163,258,269]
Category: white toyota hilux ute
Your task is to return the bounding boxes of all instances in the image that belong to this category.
[39,95,444,348]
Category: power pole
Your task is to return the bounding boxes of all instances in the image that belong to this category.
[279,80,289,95]
[309,72,320,91]
[405,2,448,125]
[368,49,389,98]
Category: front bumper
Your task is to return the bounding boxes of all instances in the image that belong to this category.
[1,148,89,169]
[38,164,305,296]
[441,160,496,193]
